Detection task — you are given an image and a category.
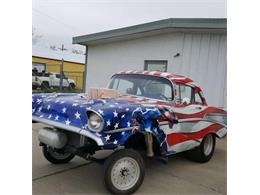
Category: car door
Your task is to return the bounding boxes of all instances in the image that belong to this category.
[160,83,208,154]
[50,73,59,87]
[62,74,69,87]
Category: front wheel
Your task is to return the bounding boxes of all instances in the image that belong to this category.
[186,133,216,163]
[103,149,145,194]
[42,146,75,164]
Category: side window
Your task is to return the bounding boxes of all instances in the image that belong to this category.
[175,84,192,105]
[32,62,46,72]
[194,92,203,104]
[56,74,67,79]
[163,84,173,100]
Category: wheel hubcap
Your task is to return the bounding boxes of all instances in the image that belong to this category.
[203,135,213,156]
[111,157,140,191]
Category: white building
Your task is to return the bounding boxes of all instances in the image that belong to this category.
[73,18,226,108]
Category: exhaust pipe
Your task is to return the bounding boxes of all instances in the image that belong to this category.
[38,127,68,149]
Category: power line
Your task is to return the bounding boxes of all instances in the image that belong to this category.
[32,8,82,33]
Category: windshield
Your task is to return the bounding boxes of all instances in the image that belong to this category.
[108,74,173,101]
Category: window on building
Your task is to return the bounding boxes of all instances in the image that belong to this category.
[144,60,167,72]
[32,62,46,73]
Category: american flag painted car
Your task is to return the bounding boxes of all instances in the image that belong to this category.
[32,70,227,194]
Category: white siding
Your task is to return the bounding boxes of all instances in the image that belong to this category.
[87,31,226,108]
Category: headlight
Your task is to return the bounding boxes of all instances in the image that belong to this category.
[87,111,104,132]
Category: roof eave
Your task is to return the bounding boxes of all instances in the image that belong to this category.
[73,18,226,46]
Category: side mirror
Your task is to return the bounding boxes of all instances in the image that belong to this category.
[157,106,179,124]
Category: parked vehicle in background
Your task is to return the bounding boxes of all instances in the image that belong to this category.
[32,72,76,89]
[32,72,42,89]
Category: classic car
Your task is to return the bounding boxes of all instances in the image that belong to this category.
[32,70,227,194]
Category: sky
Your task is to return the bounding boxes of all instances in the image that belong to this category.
[32,0,227,62]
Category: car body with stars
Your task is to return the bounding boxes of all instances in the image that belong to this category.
[32,70,227,194]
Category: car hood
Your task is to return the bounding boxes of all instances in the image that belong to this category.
[32,93,165,133]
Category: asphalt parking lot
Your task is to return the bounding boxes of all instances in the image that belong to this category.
[32,123,226,195]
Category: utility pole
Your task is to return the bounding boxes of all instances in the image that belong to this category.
[83,46,88,93]
[58,44,66,91]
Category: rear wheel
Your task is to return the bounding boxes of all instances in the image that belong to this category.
[186,134,216,163]
[103,149,145,194]
[41,81,49,89]
[69,83,75,89]
[42,146,75,164]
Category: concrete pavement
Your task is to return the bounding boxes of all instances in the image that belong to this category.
[32,123,226,195]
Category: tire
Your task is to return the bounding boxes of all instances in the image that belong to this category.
[41,81,50,89]
[103,149,145,194]
[42,146,75,164]
[186,134,216,163]
[69,83,75,89]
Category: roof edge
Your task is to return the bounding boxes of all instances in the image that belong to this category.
[32,55,85,65]
[73,18,227,45]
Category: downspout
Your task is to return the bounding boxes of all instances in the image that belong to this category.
[83,45,88,93]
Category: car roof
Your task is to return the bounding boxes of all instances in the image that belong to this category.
[115,70,197,85]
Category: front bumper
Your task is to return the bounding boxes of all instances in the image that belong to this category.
[32,116,104,146]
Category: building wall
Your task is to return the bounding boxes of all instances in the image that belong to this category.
[32,56,85,89]
[87,31,226,108]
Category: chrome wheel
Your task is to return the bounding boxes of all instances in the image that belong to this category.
[111,157,140,191]
[203,135,213,156]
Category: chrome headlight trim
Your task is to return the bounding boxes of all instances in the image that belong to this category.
[87,110,104,132]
